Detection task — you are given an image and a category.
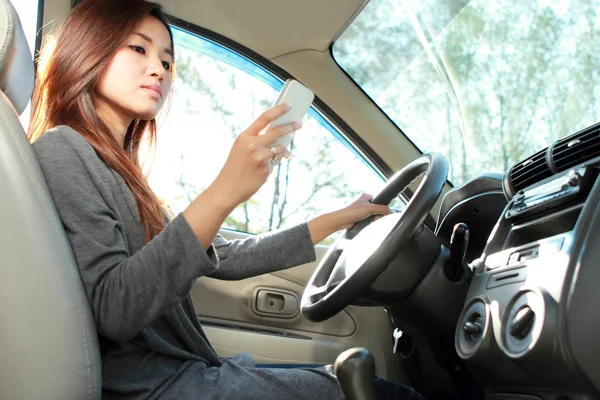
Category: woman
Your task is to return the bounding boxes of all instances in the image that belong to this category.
[29,0,424,399]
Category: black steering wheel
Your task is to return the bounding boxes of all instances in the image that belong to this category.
[301,153,449,322]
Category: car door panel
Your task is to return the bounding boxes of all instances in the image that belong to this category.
[203,326,350,366]
[191,229,403,379]
[192,274,356,337]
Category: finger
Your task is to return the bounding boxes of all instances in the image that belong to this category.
[256,121,302,147]
[264,144,290,162]
[265,120,303,136]
[245,103,292,136]
[360,193,374,202]
[369,204,391,215]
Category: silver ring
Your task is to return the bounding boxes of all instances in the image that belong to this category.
[269,147,277,161]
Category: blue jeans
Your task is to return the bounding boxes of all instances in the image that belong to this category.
[256,363,426,400]
[372,376,426,399]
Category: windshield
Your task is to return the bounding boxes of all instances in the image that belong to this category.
[333,0,600,185]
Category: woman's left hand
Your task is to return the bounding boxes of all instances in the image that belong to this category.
[334,193,391,230]
[307,193,391,245]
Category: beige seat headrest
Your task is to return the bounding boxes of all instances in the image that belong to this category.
[0,0,34,115]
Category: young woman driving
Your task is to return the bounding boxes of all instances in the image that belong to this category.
[28,0,424,399]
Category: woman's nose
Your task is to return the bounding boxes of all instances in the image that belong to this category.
[148,57,164,79]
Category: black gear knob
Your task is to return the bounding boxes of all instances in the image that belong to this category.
[334,347,377,400]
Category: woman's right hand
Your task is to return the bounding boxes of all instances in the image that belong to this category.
[211,102,302,208]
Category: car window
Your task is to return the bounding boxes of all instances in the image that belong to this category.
[150,26,404,243]
[13,0,40,131]
[333,0,600,185]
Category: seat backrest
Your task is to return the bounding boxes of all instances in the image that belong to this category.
[0,1,101,399]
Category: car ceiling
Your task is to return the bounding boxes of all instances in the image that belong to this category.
[160,0,368,60]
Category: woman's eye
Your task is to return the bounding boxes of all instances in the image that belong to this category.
[130,45,145,54]
[162,61,171,71]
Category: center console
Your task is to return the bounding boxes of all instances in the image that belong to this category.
[455,166,600,399]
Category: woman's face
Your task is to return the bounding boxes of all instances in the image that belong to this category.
[96,15,173,123]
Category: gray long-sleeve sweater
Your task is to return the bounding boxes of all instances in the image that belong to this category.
[33,126,344,400]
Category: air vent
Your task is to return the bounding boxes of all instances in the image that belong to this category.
[508,149,552,192]
[551,123,600,172]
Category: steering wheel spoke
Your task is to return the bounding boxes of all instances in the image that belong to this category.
[305,284,329,303]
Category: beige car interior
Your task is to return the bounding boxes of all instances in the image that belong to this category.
[0,0,434,398]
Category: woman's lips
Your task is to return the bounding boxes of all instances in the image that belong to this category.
[142,85,162,99]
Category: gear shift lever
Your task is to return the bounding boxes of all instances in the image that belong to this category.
[334,347,377,400]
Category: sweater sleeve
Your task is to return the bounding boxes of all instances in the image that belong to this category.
[209,223,317,280]
[33,131,219,342]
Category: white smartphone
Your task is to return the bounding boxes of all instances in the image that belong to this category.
[266,79,314,156]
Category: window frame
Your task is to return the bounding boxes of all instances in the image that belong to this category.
[34,0,45,71]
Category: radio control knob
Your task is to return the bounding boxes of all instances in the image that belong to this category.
[463,316,484,342]
[509,306,535,339]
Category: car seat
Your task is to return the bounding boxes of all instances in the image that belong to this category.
[0,0,101,398]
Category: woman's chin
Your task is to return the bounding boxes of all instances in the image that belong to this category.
[133,108,161,121]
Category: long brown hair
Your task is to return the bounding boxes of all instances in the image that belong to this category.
[29,0,175,242]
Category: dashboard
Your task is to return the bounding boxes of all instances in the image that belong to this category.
[448,122,600,399]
